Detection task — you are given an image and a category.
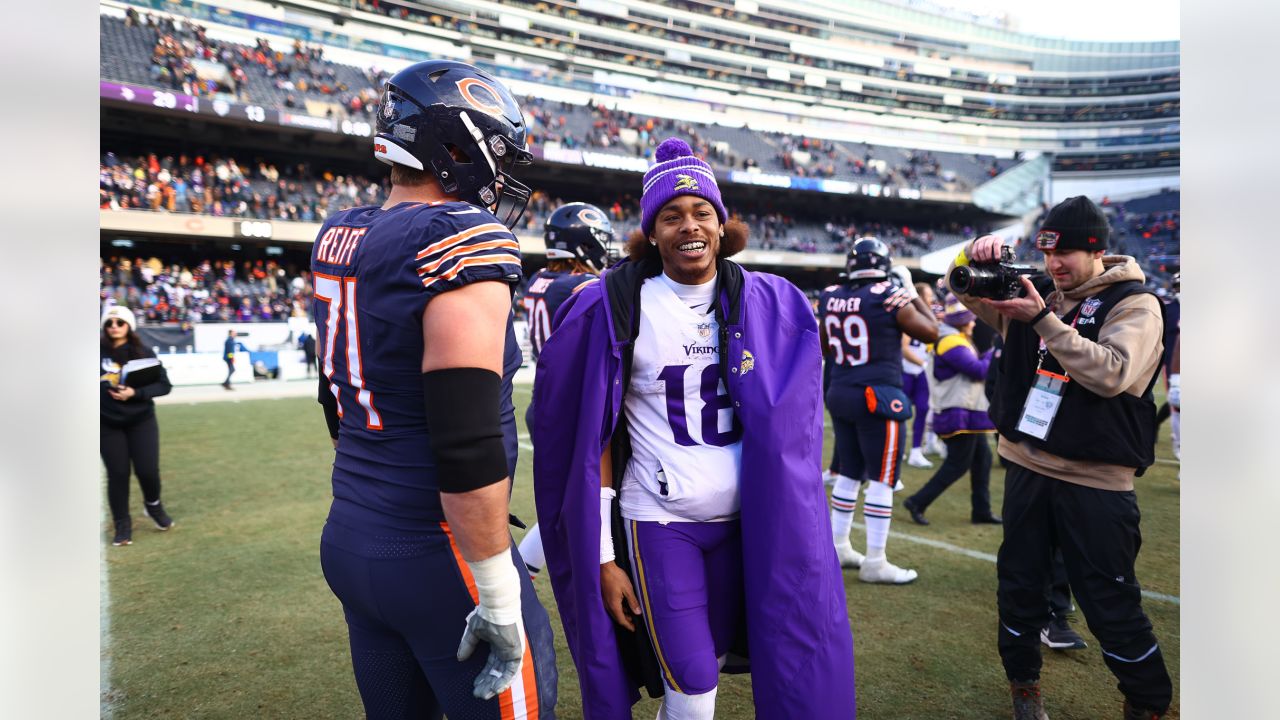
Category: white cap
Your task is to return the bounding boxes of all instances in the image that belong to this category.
[102,305,137,329]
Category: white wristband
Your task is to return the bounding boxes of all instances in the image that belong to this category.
[600,487,617,565]
[466,551,522,625]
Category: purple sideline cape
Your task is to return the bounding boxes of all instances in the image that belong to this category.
[532,260,856,719]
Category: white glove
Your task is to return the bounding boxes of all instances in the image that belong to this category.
[457,552,525,700]
[889,265,917,299]
[1167,373,1180,409]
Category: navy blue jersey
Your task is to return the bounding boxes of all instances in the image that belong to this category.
[312,200,524,532]
[819,279,913,389]
[521,269,596,360]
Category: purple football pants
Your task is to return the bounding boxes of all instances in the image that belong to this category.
[624,519,745,695]
[903,372,930,449]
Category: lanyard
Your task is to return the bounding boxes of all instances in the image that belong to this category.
[1034,297,1091,382]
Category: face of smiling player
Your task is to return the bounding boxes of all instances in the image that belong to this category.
[650,194,722,285]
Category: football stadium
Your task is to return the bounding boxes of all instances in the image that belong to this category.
[98,0,1181,717]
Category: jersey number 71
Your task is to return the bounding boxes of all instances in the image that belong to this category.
[315,273,383,430]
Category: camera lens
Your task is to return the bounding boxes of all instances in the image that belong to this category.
[949,265,977,295]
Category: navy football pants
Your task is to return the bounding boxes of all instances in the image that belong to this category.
[825,384,904,487]
[320,520,557,719]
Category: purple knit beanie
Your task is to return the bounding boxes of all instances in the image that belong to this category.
[943,294,975,327]
[640,138,727,237]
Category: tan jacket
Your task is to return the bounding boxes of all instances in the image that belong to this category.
[948,254,1164,491]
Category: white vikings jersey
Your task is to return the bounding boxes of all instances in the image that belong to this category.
[621,274,743,523]
[903,337,928,376]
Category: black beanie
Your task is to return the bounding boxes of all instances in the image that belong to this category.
[1035,195,1109,251]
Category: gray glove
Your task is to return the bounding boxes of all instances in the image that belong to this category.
[457,607,525,700]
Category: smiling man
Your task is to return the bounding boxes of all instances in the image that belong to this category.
[531,138,856,719]
[948,195,1171,720]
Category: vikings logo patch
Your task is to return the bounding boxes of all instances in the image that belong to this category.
[1035,230,1060,250]
[674,174,699,192]
[740,349,755,376]
[1080,297,1103,318]
[696,322,712,339]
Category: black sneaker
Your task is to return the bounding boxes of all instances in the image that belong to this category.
[144,501,174,530]
[902,497,929,525]
[112,518,133,546]
[1041,615,1087,650]
[972,512,1003,525]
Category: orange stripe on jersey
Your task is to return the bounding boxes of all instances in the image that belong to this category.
[439,522,480,604]
[421,255,519,291]
[417,238,519,276]
[416,223,512,260]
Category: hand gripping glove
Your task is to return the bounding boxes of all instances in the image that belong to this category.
[457,552,526,700]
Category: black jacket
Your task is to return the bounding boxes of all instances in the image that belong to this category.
[100,342,172,427]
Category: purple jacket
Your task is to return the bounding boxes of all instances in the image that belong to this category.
[931,330,997,437]
[532,258,856,719]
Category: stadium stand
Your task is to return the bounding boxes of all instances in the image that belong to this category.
[99,12,1009,193]
[100,149,980,256]
[101,254,313,324]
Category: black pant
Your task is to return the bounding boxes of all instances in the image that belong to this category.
[100,415,163,523]
[1048,548,1072,618]
[996,461,1172,712]
[907,433,993,516]
[224,358,235,385]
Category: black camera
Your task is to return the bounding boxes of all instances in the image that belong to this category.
[948,245,1035,300]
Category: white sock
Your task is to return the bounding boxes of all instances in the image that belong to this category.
[517,524,545,578]
[829,475,860,542]
[864,481,894,563]
[658,682,717,720]
[1170,408,1180,450]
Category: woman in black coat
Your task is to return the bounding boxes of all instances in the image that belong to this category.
[100,306,174,546]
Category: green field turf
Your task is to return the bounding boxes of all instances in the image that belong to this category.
[102,385,1180,718]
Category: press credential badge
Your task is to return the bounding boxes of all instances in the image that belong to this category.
[1017,369,1069,440]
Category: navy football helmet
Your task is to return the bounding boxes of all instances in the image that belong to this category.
[544,203,615,271]
[374,60,534,227]
[846,237,892,280]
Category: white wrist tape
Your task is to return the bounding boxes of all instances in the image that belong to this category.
[600,487,617,564]
[1168,373,1180,389]
[466,551,523,625]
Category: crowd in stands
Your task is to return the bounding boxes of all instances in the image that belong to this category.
[101,255,314,325]
[118,8,387,121]
[340,0,1178,119]
[101,8,1163,194]
[102,145,980,257]
[100,151,388,222]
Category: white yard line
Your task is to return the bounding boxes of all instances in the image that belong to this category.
[100,479,116,719]
[851,521,1180,605]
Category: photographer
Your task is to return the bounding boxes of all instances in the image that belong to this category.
[948,196,1171,719]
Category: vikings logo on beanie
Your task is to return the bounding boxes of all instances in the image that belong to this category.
[1035,195,1110,251]
[640,138,727,237]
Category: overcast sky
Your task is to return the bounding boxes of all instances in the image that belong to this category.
[941,0,1179,42]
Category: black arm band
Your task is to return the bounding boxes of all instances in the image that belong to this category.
[422,368,509,494]
[318,377,340,439]
[1030,307,1053,328]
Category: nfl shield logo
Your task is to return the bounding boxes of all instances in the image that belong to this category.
[1080,298,1103,317]
[697,322,712,338]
